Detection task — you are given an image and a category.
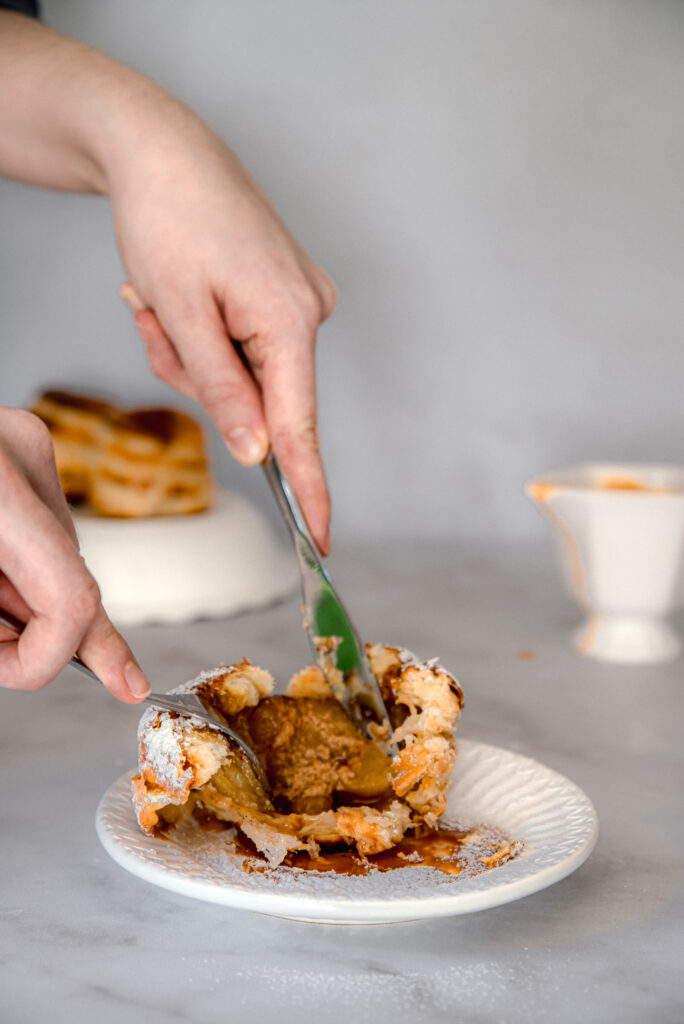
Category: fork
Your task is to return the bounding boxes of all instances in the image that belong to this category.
[0,607,272,797]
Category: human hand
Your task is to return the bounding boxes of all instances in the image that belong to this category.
[0,12,333,552]
[0,408,150,702]
[0,13,336,553]
[112,116,336,554]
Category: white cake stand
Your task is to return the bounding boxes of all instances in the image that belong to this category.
[74,488,298,626]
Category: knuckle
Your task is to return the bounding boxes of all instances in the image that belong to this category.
[145,349,183,392]
[68,574,101,628]
[196,376,245,414]
[316,272,338,320]
[299,418,321,454]
[295,261,338,323]
[15,410,55,462]
[277,280,325,335]
[273,416,321,461]
[301,289,326,332]
[11,651,64,692]
[241,334,268,369]
[24,672,54,692]
[146,346,170,383]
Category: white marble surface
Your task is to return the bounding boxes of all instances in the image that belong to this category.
[1,543,682,1023]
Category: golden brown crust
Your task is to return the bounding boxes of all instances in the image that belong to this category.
[131,661,275,834]
[335,802,412,857]
[368,644,463,818]
[285,665,332,699]
[132,647,464,865]
[31,389,213,517]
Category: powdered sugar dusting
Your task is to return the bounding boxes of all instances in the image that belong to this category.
[161,818,521,900]
[144,716,183,763]
[135,665,242,791]
[397,647,448,675]
[138,716,194,792]
[136,662,256,756]
[172,663,244,694]
[99,739,599,922]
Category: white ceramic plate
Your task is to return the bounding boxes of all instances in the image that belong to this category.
[96,739,598,924]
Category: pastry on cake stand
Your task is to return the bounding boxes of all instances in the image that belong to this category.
[30,389,297,626]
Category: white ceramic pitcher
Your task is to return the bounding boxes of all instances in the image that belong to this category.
[526,463,684,664]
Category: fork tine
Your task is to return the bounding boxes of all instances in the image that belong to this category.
[144,693,272,798]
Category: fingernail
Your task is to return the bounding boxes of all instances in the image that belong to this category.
[119,283,145,314]
[124,660,151,699]
[227,428,267,465]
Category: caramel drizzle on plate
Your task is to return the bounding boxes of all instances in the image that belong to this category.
[231,824,522,878]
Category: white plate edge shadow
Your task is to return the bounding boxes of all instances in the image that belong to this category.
[95,739,599,924]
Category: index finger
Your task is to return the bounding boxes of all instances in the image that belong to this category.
[257,323,331,555]
[0,408,77,543]
[151,293,270,465]
[0,455,147,702]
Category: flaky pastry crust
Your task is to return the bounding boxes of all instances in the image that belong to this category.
[32,389,213,517]
[132,646,464,865]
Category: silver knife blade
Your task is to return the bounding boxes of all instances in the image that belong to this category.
[262,452,393,747]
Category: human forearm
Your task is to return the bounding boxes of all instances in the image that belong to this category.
[0,10,204,195]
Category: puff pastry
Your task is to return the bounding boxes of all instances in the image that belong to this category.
[32,389,212,517]
[132,644,464,865]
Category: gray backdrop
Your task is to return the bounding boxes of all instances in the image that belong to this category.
[2,0,682,542]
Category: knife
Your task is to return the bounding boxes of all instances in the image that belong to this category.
[262,452,394,749]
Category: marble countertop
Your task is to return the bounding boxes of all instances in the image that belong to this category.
[1,543,682,1024]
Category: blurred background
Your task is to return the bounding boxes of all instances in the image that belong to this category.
[1,0,682,544]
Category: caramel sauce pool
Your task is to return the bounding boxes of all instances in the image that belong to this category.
[232,825,518,878]
[283,829,472,876]
[164,805,521,879]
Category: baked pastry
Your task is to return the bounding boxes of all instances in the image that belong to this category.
[31,389,213,517]
[91,408,212,517]
[131,644,464,866]
[30,389,117,506]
